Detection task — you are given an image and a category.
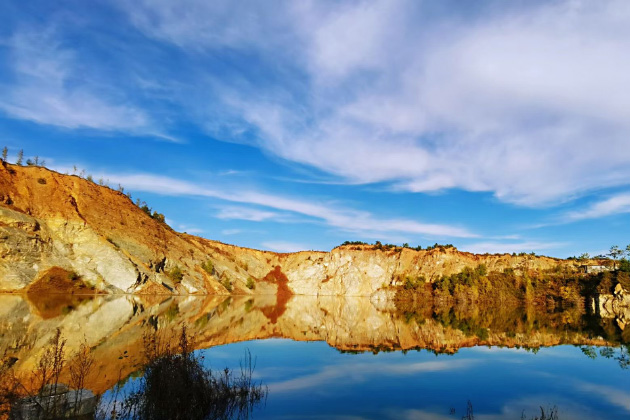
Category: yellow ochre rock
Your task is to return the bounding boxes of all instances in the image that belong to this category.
[0,163,586,296]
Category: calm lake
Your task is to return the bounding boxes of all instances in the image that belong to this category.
[1,293,628,419]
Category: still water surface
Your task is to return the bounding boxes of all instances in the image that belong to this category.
[201,340,628,419]
[1,293,628,419]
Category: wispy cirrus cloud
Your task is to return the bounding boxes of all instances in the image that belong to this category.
[0,27,148,131]
[268,359,473,393]
[89,172,476,240]
[261,241,313,253]
[461,241,566,255]
[566,193,630,221]
[574,381,630,412]
[115,0,630,207]
[215,206,285,222]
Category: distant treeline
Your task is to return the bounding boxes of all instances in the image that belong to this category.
[340,240,456,252]
[397,261,630,313]
[568,245,630,271]
[341,240,541,256]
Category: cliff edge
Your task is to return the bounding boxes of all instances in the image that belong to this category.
[0,163,588,296]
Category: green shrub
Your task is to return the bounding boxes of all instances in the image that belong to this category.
[164,302,179,322]
[244,299,254,312]
[201,260,214,275]
[341,240,368,246]
[151,211,165,223]
[221,277,233,292]
[140,204,152,216]
[168,266,184,284]
[477,327,489,341]
[475,264,487,277]
[404,275,425,290]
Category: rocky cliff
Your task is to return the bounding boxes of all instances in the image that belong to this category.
[598,284,630,330]
[0,163,587,297]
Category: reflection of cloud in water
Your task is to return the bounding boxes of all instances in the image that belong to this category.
[391,409,454,420]
[575,382,630,412]
[394,394,605,420]
[466,346,580,360]
[272,415,370,420]
[476,395,606,420]
[269,359,475,393]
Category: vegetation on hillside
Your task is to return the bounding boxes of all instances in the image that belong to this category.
[1,147,168,227]
[167,266,184,285]
[340,240,455,252]
[200,260,214,275]
[399,263,628,307]
[395,243,630,317]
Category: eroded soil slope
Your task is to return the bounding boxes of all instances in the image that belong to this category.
[0,163,590,296]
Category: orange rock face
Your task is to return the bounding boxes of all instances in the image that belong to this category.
[0,162,586,296]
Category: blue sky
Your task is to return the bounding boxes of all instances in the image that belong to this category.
[1,0,629,257]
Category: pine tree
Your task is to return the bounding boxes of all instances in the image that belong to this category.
[1,147,7,162]
[16,149,23,165]
[609,245,623,270]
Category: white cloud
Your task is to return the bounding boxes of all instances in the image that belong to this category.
[566,193,630,221]
[216,206,283,222]
[461,241,565,255]
[261,241,312,253]
[0,28,148,131]
[268,359,473,393]
[307,0,407,82]
[118,0,630,207]
[175,224,204,234]
[93,172,476,239]
[114,0,297,51]
[574,382,630,412]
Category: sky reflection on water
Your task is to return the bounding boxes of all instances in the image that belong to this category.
[202,340,629,420]
[2,293,628,419]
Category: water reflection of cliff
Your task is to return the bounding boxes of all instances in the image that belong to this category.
[0,292,627,394]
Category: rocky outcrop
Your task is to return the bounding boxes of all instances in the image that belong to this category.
[598,284,630,330]
[0,163,587,296]
[12,385,96,420]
